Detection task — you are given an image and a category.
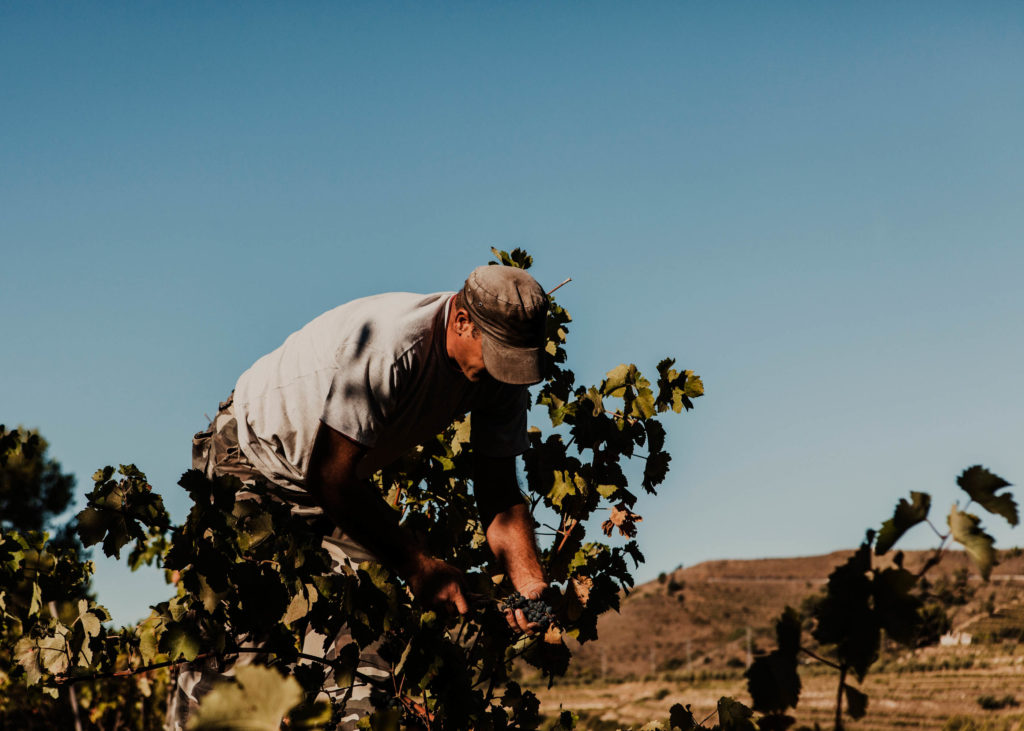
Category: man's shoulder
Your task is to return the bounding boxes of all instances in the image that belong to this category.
[308,291,451,350]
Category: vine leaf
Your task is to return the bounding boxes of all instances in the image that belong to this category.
[15,630,70,684]
[746,608,801,713]
[642,451,672,492]
[76,599,106,639]
[191,665,303,731]
[668,703,700,730]
[871,568,921,645]
[601,504,643,538]
[159,621,202,662]
[549,470,583,509]
[875,491,931,555]
[489,246,533,269]
[843,683,868,719]
[746,653,800,715]
[948,506,996,580]
[570,575,593,606]
[717,697,757,731]
[76,464,170,559]
[812,544,878,680]
[138,622,160,664]
[957,466,1018,526]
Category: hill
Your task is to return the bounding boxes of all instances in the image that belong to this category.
[560,548,1024,681]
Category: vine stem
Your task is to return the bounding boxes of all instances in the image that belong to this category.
[604,408,638,425]
[422,689,433,731]
[547,277,572,295]
[800,646,842,670]
[834,664,847,731]
[556,518,579,553]
[925,518,947,542]
[55,648,383,689]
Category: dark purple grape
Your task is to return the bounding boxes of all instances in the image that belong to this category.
[501,592,554,630]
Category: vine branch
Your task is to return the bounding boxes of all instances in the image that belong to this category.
[800,646,842,670]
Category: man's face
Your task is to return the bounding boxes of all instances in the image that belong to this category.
[453,325,487,381]
[448,308,488,381]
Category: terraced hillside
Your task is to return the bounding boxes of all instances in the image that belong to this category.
[528,549,1024,729]
[562,549,1024,681]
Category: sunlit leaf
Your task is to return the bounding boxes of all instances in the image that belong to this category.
[948,506,996,580]
[718,697,757,731]
[876,491,931,555]
[191,665,302,731]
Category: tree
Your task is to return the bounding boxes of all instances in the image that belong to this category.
[0,427,75,535]
[0,426,92,729]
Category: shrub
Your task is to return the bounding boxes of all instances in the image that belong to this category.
[978,695,1019,711]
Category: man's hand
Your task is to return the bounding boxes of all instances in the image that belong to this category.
[504,578,550,634]
[405,555,470,616]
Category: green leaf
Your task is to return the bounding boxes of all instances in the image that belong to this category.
[630,386,657,419]
[876,491,931,555]
[957,466,1018,526]
[159,621,202,662]
[602,364,632,397]
[844,683,868,719]
[138,623,159,664]
[549,470,578,509]
[948,506,996,580]
[191,665,303,731]
[198,574,228,615]
[331,641,360,691]
[286,700,333,729]
[490,246,533,269]
[78,606,103,639]
[359,710,402,730]
[717,697,757,731]
[14,637,43,685]
[15,631,70,683]
[282,585,313,626]
[29,580,42,616]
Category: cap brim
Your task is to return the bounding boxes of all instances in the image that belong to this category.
[481,334,544,385]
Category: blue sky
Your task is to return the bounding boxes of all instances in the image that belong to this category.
[2,2,1022,625]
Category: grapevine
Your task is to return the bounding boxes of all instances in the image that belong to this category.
[1,248,705,730]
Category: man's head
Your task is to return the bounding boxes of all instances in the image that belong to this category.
[447,265,548,384]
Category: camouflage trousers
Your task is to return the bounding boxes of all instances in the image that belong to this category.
[166,394,388,731]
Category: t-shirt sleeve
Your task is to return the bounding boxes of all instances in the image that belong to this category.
[321,345,406,448]
[470,385,530,457]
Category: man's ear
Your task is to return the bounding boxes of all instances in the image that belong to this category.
[454,309,474,336]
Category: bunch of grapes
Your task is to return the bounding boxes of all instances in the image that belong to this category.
[501,592,555,630]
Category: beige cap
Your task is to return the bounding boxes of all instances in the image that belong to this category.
[461,265,549,385]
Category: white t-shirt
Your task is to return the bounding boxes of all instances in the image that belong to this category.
[232,292,530,496]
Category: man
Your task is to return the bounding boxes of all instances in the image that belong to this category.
[171,264,550,728]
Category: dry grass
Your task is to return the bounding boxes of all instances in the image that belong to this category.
[532,646,1024,730]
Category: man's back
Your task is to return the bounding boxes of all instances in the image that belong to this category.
[233,291,528,491]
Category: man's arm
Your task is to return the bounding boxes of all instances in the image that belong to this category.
[474,454,548,630]
[305,420,469,614]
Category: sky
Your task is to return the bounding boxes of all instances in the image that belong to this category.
[2,2,1022,626]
